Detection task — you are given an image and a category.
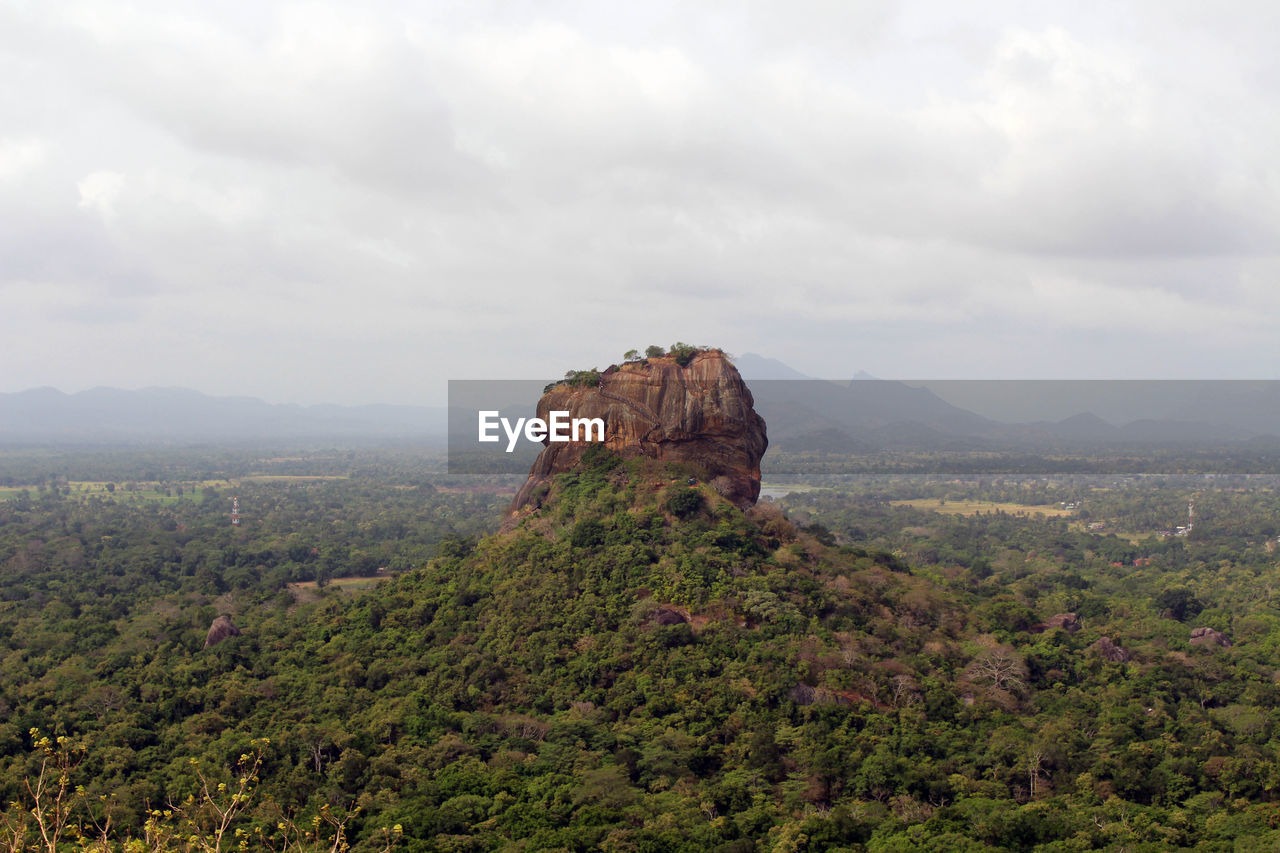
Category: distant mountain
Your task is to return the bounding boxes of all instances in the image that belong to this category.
[917,380,1280,438]
[0,387,446,445]
[732,353,881,382]
[7,371,1276,452]
[744,374,1280,453]
[749,379,1000,450]
[731,353,814,380]
[1034,412,1121,443]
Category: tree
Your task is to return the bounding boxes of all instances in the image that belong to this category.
[966,645,1028,691]
[665,488,704,519]
[645,345,665,358]
[1157,588,1204,622]
[669,342,699,366]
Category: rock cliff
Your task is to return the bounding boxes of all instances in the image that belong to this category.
[509,350,767,513]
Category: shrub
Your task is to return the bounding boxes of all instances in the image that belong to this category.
[665,488,704,519]
[669,342,699,366]
[562,369,601,388]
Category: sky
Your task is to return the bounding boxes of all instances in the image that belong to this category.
[2,1,1278,405]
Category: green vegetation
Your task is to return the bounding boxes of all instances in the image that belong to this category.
[663,485,705,518]
[667,341,701,366]
[4,448,1280,849]
[563,368,602,387]
[616,343,716,367]
[547,344,721,394]
[887,497,1075,517]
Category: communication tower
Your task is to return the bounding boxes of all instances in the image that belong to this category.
[232,496,241,527]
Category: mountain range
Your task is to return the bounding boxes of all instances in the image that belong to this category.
[733,354,1280,451]
[3,357,1278,450]
[0,386,446,445]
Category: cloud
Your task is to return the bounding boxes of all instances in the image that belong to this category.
[77,170,126,218]
[0,1,1277,401]
[0,137,45,181]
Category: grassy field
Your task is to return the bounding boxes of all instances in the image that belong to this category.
[65,481,197,502]
[239,475,349,483]
[290,575,385,591]
[758,482,820,498]
[890,498,1076,517]
[0,483,191,502]
[288,575,385,603]
[0,475,349,502]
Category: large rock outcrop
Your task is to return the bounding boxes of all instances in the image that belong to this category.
[1189,626,1232,648]
[1090,636,1131,663]
[1029,613,1082,634]
[204,615,241,648]
[509,350,767,513]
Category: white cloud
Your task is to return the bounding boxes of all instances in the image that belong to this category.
[0,1,1278,401]
[0,138,44,181]
[76,170,126,218]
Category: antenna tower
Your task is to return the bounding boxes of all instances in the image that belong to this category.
[1187,497,1194,533]
[231,495,241,527]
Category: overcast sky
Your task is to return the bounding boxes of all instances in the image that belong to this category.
[2,1,1278,405]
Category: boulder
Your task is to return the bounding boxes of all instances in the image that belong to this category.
[649,607,688,626]
[1029,612,1081,634]
[1089,636,1131,663]
[204,615,241,648]
[1189,626,1231,648]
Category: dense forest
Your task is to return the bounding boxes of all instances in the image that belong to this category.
[3,446,1280,850]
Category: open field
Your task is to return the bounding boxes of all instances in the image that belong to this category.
[289,575,385,591]
[889,498,1077,517]
[239,474,349,483]
[0,482,197,502]
[287,575,386,604]
[0,475,350,501]
[758,482,821,499]
[68,481,200,502]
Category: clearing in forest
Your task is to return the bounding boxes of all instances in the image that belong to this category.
[889,498,1076,517]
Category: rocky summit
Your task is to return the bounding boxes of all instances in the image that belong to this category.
[509,349,767,513]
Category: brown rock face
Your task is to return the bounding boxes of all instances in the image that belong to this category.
[648,607,689,626]
[509,351,767,514]
[204,615,241,648]
[1090,636,1131,663]
[1189,626,1232,648]
[1029,612,1082,634]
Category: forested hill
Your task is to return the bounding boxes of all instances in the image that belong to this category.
[6,447,1280,849]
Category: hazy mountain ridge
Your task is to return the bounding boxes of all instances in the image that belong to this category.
[733,361,1280,450]
[4,360,1278,448]
[0,386,447,444]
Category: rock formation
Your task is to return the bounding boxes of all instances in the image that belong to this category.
[648,607,689,626]
[1089,636,1131,663]
[204,614,241,648]
[1029,612,1081,634]
[509,350,768,513]
[1189,626,1232,648]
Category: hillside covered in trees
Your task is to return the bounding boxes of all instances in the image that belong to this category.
[3,446,1280,849]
